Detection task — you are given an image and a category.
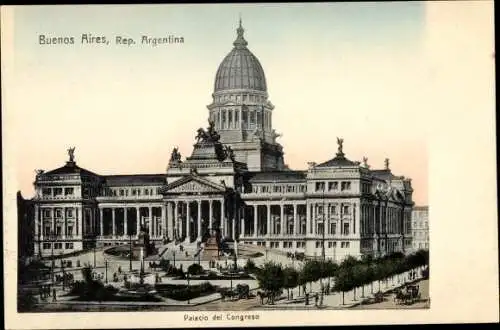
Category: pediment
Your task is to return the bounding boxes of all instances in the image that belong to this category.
[164,175,226,194]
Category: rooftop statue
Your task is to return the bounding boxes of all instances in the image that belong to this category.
[35,169,45,175]
[336,137,344,154]
[385,158,390,170]
[195,119,221,143]
[224,145,235,161]
[363,157,369,168]
[170,147,182,163]
[271,129,282,143]
[67,147,75,162]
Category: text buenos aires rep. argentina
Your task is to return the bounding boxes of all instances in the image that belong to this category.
[184,313,260,322]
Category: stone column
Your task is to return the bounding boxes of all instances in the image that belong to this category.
[149,206,153,237]
[99,208,104,237]
[62,207,67,239]
[220,198,225,237]
[209,200,213,231]
[77,207,82,237]
[280,204,285,236]
[34,205,40,241]
[186,201,191,241]
[161,204,166,238]
[293,204,298,236]
[306,201,311,235]
[312,203,317,235]
[240,212,245,238]
[174,201,179,239]
[51,208,55,235]
[232,217,236,240]
[266,203,271,236]
[124,207,128,236]
[197,200,202,240]
[253,205,258,237]
[112,208,116,237]
[136,207,140,235]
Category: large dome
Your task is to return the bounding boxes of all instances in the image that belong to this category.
[214,21,267,93]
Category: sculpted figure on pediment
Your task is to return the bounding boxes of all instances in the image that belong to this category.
[170,147,182,163]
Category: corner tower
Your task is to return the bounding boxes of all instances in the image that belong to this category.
[207,19,285,171]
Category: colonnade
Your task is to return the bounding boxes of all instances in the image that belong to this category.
[97,205,165,239]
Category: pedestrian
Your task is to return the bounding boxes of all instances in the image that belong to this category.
[52,288,57,302]
[290,291,294,300]
[314,294,318,306]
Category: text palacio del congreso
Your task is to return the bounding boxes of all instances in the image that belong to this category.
[29,21,415,261]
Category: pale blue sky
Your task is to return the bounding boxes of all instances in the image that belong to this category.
[9,3,428,204]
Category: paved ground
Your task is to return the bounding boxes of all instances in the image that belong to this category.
[352,279,430,310]
[23,245,428,312]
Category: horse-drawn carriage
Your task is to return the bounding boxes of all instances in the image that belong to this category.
[394,285,421,305]
[219,283,250,301]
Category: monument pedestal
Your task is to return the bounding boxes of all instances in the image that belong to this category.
[204,229,220,260]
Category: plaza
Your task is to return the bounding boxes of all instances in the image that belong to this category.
[19,241,429,312]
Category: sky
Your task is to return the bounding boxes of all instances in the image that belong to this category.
[7,2,429,204]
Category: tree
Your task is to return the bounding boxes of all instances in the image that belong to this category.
[365,262,376,294]
[334,268,352,305]
[301,260,321,292]
[256,262,284,305]
[244,259,257,273]
[353,263,369,298]
[187,263,204,275]
[324,260,338,294]
[297,269,307,296]
[283,267,299,300]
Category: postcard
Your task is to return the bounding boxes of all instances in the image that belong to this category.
[2,2,498,328]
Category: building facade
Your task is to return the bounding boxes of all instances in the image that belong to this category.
[411,206,429,251]
[28,21,415,261]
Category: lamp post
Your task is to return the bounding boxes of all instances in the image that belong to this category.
[105,259,108,284]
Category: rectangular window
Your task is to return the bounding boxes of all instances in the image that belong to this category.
[43,243,51,250]
[330,222,337,235]
[67,226,73,236]
[43,209,51,218]
[55,209,62,218]
[54,188,63,196]
[343,223,350,235]
[345,242,350,248]
[144,189,149,195]
[343,205,350,215]
[132,189,136,196]
[42,188,51,196]
[328,242,333,248]
[64,187,74,195]
[315,182,325,191]
[56,226,62,236]
[67,209,73,217]
[65,243,74,249]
